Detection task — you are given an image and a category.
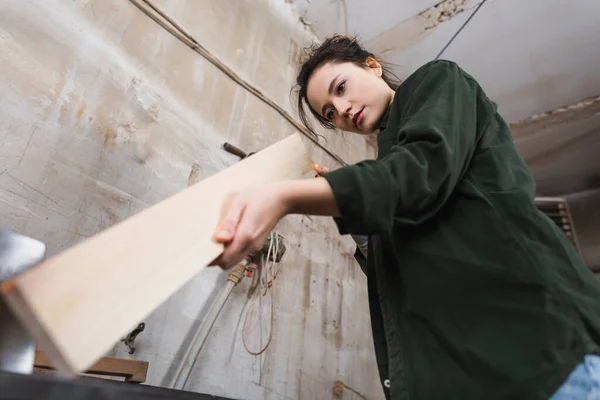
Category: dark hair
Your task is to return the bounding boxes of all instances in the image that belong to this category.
[294,35,401,137]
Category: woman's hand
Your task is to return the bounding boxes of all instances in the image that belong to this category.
[313,163,330,176]
[211,183,288,269]
[211,164,339,269]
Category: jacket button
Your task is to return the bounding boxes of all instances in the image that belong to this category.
[384,379,391,388]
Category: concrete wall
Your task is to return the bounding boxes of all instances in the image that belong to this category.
[0,0,383,398]
[510,96,600,196]
[566,189,600,272]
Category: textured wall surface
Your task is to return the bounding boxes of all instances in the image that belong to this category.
[510,96,600,196]
[566,189,600,272]
[0,0,383,398]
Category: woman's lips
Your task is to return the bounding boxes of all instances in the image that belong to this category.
[353,108,364,128]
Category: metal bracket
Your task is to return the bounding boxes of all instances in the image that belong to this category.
[122,323,145,355]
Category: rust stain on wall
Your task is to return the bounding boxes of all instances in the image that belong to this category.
[77,104,86,121]
[187,163,202,186]
[422,0,468,29]
[511,95,600,134]
[101,205,118,227]
[288,38,302,69]
[119,122,138,144]
[366,0,469,56]
[103,127,117,148]
[64,229,88,238]
[108,193,131,207]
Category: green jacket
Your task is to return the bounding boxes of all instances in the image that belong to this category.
[324,60,600,399]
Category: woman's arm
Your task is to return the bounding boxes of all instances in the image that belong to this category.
[211,176,340,269]
[279,178,341,217]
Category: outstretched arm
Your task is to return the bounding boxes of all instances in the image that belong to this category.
[211,176,340,269]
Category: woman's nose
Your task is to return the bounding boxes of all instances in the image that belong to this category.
[334,99,352,118]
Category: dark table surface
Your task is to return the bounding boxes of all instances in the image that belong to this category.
[0,371,236,400]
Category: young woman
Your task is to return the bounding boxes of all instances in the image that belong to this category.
[211,36,600,399]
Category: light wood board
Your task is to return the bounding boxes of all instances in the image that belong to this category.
[1,134,314,375]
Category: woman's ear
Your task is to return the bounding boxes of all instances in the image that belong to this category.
[365,57,383,78]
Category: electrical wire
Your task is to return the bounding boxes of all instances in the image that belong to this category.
[241,232,288,355]
[434,0,488,60]
[337,381,369,400]
[241,287,274,356]
[127,0,349,167]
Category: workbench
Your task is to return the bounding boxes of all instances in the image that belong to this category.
[0,371,234,400]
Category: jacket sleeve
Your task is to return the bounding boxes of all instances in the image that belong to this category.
[324,61,489,235]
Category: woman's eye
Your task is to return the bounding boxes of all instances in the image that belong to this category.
[327,109,335,120]
[337,81,345,94]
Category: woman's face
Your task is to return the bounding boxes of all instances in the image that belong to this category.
[306,59,395,135]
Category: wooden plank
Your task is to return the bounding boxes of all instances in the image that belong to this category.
[34,351,148,383]
[1,134,314,375]
[33,367,111,382]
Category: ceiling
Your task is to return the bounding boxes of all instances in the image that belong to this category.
[511,96,600,196]
[293,0,600,123]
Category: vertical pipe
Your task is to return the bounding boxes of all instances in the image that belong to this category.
[170,260,249,390]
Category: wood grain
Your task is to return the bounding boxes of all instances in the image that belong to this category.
[1,134,314,375]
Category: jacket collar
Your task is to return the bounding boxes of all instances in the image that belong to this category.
[378,105,392,130]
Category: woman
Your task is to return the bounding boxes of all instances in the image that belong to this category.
[212,36,600,399]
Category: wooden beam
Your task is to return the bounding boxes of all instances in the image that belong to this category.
[33,367,109,382]
[34,351,149,383]
[1,134,314,375]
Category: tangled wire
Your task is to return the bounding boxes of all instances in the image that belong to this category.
[241,231,288,355]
